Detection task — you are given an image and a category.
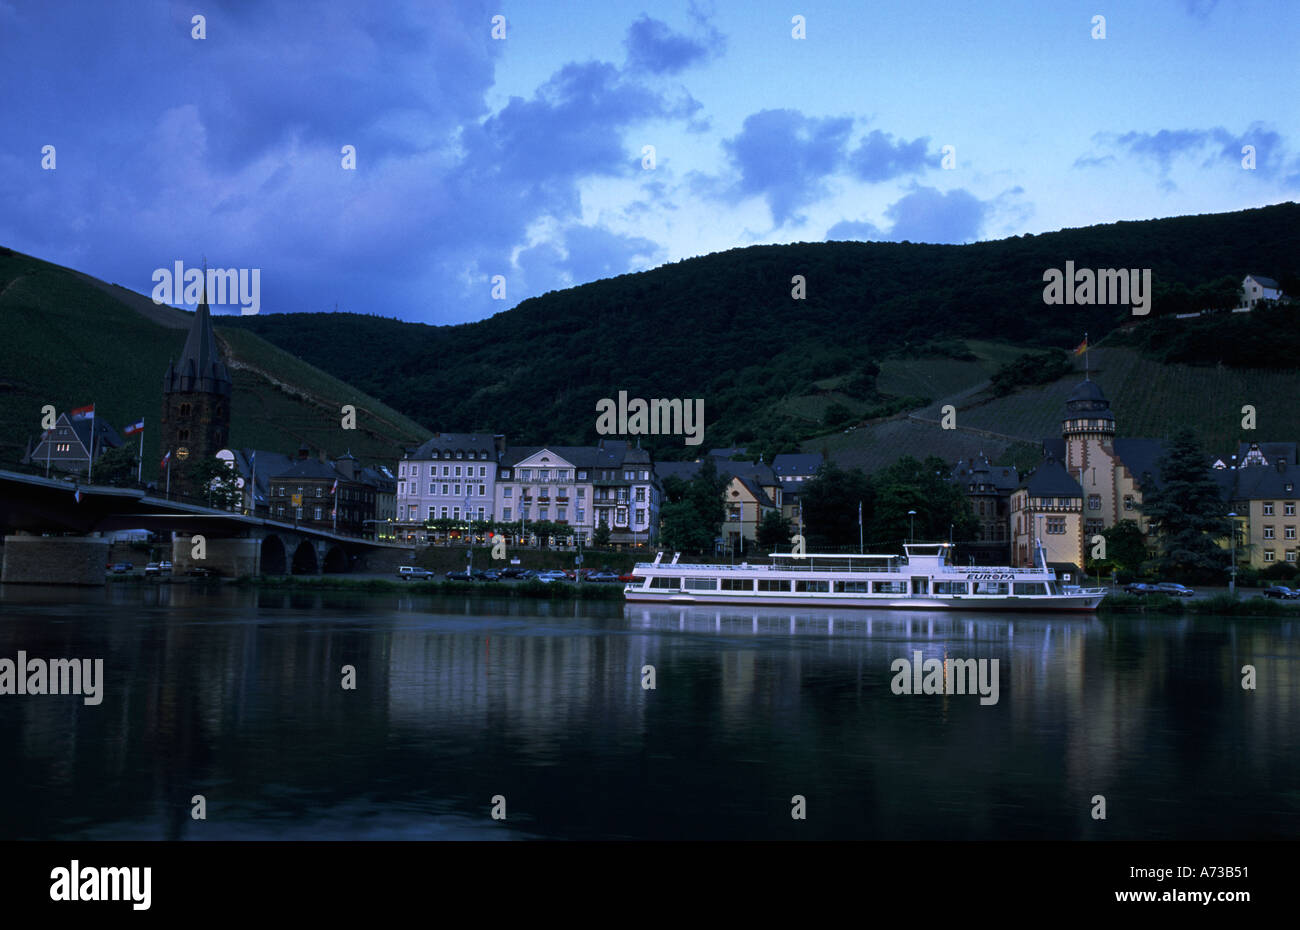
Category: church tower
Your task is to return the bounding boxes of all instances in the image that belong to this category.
[160,275,232,495]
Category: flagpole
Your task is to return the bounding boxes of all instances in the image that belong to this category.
[87,403,95,483]
[1084,332,1089,380]
[166,453,171,497]
[137,428,144,484]
[45,425,51,477]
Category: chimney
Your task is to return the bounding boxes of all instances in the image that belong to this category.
[297,444,309,461]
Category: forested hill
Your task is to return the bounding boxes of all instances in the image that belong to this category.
[224,202,1300,457]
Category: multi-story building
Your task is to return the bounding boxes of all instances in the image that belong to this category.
[1009,457,1084,572]
[268,448,387,538]
[1013,379,1167,570]
[495,440,660,547]
[394,432,504,543]
[951,456,1018,563]
[1229,458,1300,569]
[25,412,124,477]
[656,455,782,554]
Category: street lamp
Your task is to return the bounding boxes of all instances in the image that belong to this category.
[1227,512,1237,595]
[908,509,917,544]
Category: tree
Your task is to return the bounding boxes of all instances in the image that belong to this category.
[756,510,792,550]
[1139,430,1232,580]
[869,456,977,548]
[660,458,728,553]
[190,456,243,510]
[1087,519,1149,575]
[592,522,611,548]
[800,464,873,549]
[93,443,139,486]
[822,402,854,428]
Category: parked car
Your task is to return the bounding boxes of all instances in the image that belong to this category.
[189,566,217,578]
[110,563,131,574]
[1123,582,1154,595]
[144,562,161,575]
[479,570,502,582]
[445,570,473,581]
[1263,585,1300,599]
[589,572,620,583]
[158,560,173,573]
[618,573,643,583]
[535,570,567,583]
[1153,582,1195,597]
[498,568,524,579]
[396,566,434,580]
[515,569,537,580]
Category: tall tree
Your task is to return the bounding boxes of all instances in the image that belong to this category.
[1139,429,1231,579]
[660,458,729,554]
[756,509,792,550]
[869,455,978,548]
[800,464,874,549]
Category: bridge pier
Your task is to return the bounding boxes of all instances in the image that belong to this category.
[2,533,110,585]
[171,534,262,578]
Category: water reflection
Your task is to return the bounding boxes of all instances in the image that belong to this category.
[0,585,1296,840]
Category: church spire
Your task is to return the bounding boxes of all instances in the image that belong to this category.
[162,256,232,397]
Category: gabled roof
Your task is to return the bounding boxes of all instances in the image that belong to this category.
[732,475,775,507]
[1246,274,1280,289]
[1113,439,1166,488]
[1232,462,1300,501]
[772,453,824,477]
[69,415,123,452]
[273,459,345,481]
[1020,458,1082,497]
[654,461,702,483]
[235,449,295,504]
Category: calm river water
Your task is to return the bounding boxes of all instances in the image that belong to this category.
[1,584,1296,840]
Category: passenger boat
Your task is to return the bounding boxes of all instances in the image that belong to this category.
[623,541,1106,611]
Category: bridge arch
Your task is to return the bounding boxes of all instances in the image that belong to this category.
[290,539,319,575]
[261,534,288,575]
[322,544,348,574]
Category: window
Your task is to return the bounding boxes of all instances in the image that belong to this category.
[978,501,986,517]
[1123,495,1137,511]
[179,403,191,416]
[933,581,968,595]
[624,470,635,480]
[557,508,567,521]
[636,487,645,502]
[1287,503,1296,516]
[684,577,717,591]
[455,451,463,459]
[649,577,679,589]
[973,581,1009,595]
[1264,550,1275,563]
[440,507,448,519]
[440,484,448,495]
[441,465,449,476]
[721,578,753,591]
[872,581,908,594]
[453,507,460,519]
[1263,502,1275,516]
[1288,526,1297,539]
[577,471,587,480]
[1264,526,1275,539]
[478,486,486,496]
[795,580,830,593]
[1014,582,1047,595]
[640,470,649,480]
[576,508,585,522]
[1085,519,1103,536]
[1046,517,1066,534]
[758,579,791,592]
[454,466,461,477]
[314,506,322,520]
[503,508,512,521]
[1287,550,1297,563]
[501,470,511,479]
[1057,497,1072,507]
[521,469,532,481]
[479,466,487,477]
[412,466,419,476]
[295,507,303,520]
[503,487,512,498]
[636,509,645,526]
[540,508,549,520]
[454,485,460,495]
[427,507,435,520]
[1088,494,1101,511]
[836,580,871,593]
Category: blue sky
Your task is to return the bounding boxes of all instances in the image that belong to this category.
[1,0,1296,324]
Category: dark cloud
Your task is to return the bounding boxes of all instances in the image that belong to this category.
[848,130,937,182]
[624,14,723,74]
[721,109,853,225]
[883,185,989,243]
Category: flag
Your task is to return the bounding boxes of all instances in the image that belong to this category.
[1072,338,1088,356]
[70,404,95,419]
[330,479,338,495]
[160,450,171,471]
[123,420,144,436]
[74,488,81,503]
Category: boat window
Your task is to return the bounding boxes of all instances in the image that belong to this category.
[1013,582,1047,595]
[795,580,829,593]
[872,581,908,594]
[973,581,1009,595]
[684,577,718,591]
[649,577,678,589]
[933,581,967,595]
[836,580,871,593]
[721,578,753,591]
[757,579,791,592]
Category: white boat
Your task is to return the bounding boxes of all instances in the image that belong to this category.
[624,541,1106,612]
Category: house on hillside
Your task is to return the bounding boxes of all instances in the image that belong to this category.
[1229,460,1300,569]
[951,455,1018,564]
[25,411,123,477]
[1242,274,1283,308]
[654,455,783,554]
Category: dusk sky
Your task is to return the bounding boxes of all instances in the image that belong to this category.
[1,0,1296,325]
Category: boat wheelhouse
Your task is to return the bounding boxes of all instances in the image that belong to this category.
[623,542,1105,611]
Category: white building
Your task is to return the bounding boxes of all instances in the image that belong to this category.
[1243,274,1283,308]
[395,432,504,543]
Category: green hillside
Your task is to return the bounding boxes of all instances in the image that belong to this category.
[220,202,1300,459]
[0,249,430,469]
[819,343,1299,474]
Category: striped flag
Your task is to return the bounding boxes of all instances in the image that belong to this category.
[70,404,95,419]
[123,420,144,436]
[160,450,171,471]
[1072,338,1088,357]
[331,479,338,495]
